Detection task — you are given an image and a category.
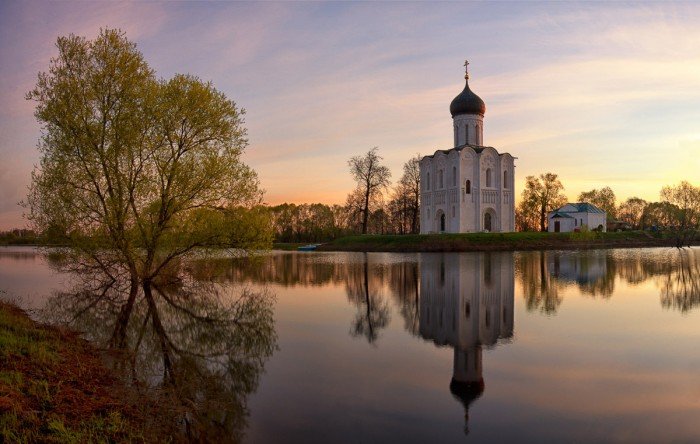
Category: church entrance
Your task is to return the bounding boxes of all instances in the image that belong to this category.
[554,221,560,232]
[440,213,446,232]
[484,212,492,232]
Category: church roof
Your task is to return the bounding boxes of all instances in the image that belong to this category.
[552,203,606,214]
[421,144,513,160]
[550,212,573,219]
[450,77,486,117]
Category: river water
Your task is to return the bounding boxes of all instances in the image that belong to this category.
[1,246,699,443]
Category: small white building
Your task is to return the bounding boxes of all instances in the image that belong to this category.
[548,203,607,233]
[419,62,516,234]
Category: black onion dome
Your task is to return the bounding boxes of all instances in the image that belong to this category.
[450,78,486,117]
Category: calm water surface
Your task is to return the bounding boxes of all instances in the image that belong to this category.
[1,246,699,443]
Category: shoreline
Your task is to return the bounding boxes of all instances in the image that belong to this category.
[307,231,699,253]
[0,301,174,442]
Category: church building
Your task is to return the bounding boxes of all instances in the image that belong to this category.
[420,62,515,233]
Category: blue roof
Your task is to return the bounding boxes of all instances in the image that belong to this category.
[554,202,606,214]
[550,212,573,219]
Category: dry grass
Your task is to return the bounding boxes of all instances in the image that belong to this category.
[0,301,178,443]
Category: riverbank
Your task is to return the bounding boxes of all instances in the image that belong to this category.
[0,301,173,442]
[310,231,699,252]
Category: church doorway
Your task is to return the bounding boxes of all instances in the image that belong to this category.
[554,221,560,232]
[483,209,497,232]
[440,213,446,232]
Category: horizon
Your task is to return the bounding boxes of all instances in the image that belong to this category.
[1,1,699,230]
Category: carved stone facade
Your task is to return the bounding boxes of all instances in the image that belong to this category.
[420,64,516,233]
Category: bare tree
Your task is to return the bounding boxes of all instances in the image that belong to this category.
[618,197,647,229]
[399,154,421,234]
[347,147,391,234]
[660,181,700,247]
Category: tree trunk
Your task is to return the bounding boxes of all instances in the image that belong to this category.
[362,187,370,234]
[540,203,547,232]
[109,273,139,349]
[143,280,176,386]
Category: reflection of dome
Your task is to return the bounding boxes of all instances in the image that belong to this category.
[449,377,485,435]
[449,78,486,117]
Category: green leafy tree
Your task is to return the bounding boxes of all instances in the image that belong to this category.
[518,173,567,232]
[578,186,617,220]
[25,29,269,349]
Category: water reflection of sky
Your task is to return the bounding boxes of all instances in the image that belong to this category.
[1,246,699,443]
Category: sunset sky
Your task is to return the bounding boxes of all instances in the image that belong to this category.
[1,1,699,229]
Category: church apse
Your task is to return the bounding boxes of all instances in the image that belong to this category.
[419,252,514,434]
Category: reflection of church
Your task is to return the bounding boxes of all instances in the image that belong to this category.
[419,252,514,434]
[548,250,608,286]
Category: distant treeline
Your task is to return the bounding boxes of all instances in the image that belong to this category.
[268,200,418,243]
[0,229,40,245]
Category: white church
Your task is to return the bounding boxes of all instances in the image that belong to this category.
[420,62,516,233]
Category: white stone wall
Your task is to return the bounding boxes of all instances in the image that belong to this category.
[420,147,515,234]
[453,114,484,146]
[548,211,607,232]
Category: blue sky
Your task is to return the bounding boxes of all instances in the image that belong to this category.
[1,1,699,228]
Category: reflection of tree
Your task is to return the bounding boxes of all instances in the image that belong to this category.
[387,261,420,336]
[658,250,700,312]
[42,258,276,442]
[517,249,700,314]
[517,251,563,314]
[345,253,390,344]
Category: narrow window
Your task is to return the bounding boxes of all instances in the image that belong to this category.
[503,170,508,189]
[427,172,430,190]
[465,179,471,194]
[465,125,469,144]
[439,170,443,189]
[452,166,457,187]
[452,206,455,218]
[486,168,492,187]
[465,302,470,318]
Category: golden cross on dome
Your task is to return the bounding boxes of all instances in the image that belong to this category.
[464,60,470,79]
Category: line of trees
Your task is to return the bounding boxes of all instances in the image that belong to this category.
[268,148,421,242]
[516,172,699,242]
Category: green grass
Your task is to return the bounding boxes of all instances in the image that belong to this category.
[318,230,667,252]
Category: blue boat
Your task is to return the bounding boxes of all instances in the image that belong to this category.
[297,244,318,251]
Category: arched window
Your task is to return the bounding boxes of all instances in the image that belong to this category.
[452,206,455,217]
[465,125,469,144]
[427,172,430,190]
[438,170,444,189]
[465,179,471,194]
[486,168,492,187]
[452,166,457,187]
[503,170,508,189]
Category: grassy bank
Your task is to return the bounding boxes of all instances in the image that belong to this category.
[316,231,697,252]
[0,301,170,443]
